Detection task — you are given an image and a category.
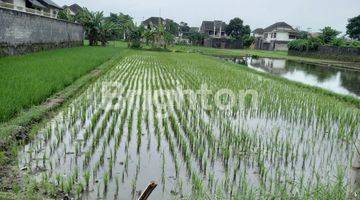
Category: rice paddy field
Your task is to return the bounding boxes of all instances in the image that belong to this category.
[0,46,119,123]
[17,50,360,199]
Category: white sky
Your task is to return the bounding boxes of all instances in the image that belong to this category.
[55,0,360,33]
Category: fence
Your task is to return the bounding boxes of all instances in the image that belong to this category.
[288,45,360,62]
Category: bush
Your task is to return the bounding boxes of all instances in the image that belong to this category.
[127,27,142,49]
[242,35,255,48]
[331,38,345,47]
[348,40,360,48]
[288,39,308,51]
[307,37,322,50]
[288,37,322,51]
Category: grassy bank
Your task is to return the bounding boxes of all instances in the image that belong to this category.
[173,45,360,69]
[0,46,120,123]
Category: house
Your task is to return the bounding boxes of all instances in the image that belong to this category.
[0,0,62,18]
[200,20,227,38]
[142,17,167,28]
[253,22,299,51]
[37,0,61,17]
[252,28,264,38]
[62,3,82,16]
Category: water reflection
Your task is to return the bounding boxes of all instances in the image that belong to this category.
[222,57,360,98]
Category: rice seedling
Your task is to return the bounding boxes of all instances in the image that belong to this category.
[17,51,360,199]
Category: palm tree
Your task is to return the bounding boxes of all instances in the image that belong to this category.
[77,9,118,46]
[98,21,118,46]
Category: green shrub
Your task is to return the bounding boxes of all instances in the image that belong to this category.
[348,40,360,48]
[288,37,322,51]
[307,37,322,50]
[242,35,255,48]
[288,39,308,51]
[331,38,346,47]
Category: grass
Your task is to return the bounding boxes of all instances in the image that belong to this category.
[0,46,119,123]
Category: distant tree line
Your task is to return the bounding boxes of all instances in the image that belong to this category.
[289,14,360,51]
[59,8,255,49]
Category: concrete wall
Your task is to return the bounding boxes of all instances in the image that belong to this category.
[0,7,84,56]
[255,38,289,51]
[289,46,360,62]
[204,38,243,49]
[274,42,288,51]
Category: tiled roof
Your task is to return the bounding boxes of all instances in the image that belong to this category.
[252,28,264,34]
[263,22,295,32]
[201,21,227,31]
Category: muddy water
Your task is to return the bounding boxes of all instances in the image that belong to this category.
[221,56,360,98]
[18,53,360,199]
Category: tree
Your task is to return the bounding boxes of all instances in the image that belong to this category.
[58,9,74,22]
[128,26,143,48]
[106,13,134,40]
[346,15,360,40]
[165,20,179,36]
[164,32,175,48]
[298,31,309,39]
[77,9,117,46]
[188,32,204,46]
[319,26,340,44]
[242,35,255,48]
[98,21,118,46]
[179,22,190,34]
[225,18,251,40]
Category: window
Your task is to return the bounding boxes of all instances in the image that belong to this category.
[289,34,296,39]
[273,33,277,38]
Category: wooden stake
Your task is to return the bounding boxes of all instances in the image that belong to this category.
[138,181,158,200]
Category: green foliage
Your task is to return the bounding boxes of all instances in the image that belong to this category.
[165,20,180,36]
[299,31,309,39]
[187,32,205,46]
[140,21,176,49]
[242,35,255,48]
[288,37,322,51]
[105,13,134,40]
[225,18,251,40]
[348,40,360,47]
[77,9,119,46]
[319,26,341,44]
[346,15,360,40]
[0,151,8,165]
[98,21,118,46]
[58,9,74,22]
[179,22,191,34]
[127,26,143,49]
[331,37,346,47]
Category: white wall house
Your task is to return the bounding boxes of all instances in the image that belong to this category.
[0,0,61,18]
[253,22,299,51]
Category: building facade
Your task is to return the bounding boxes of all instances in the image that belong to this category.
[200,20,227,38]
[253,22,298,51]
[0,0,61,18]
[62,3,82,16]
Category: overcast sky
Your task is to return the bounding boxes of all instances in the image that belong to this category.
[56,0,359,33]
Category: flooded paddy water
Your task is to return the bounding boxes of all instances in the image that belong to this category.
[220,56,360,98]
[18,52,360,199]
